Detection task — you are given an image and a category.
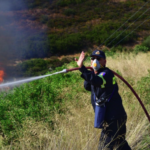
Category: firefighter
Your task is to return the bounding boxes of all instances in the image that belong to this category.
[75,50,131,150]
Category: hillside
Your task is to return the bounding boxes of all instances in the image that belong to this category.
[1,0,150,60]
[1,0,150,80]
[0,1,150,149]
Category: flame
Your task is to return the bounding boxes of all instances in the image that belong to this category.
[0,70,4,83]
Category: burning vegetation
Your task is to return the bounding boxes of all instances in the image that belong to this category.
[0,70,4,83]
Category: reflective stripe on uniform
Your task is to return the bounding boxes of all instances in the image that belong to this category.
[113,76,116,85]
[98,74,106,88]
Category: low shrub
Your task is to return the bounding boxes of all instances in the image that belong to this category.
[17,59,48,76]
[110,47,117,52]
[40,15,49,24]
[7,57,74,78]
[116,45,123,52]
[0,63,84,145]
[61,57,74,64]
[47,18,75,28]
[46,57,62,69]
[56,0,86,6]
[142,35,150,48]
[63,8,76,16]
[48,33,84,54]
[134,45,149,53]
[84,21,136,47]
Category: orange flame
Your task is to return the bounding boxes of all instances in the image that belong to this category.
[0,70,4,83]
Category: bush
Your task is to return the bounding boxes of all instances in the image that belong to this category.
[142,35,150,48]
[47,21,136,56]
[48,33,84,54]
[46,57,62,69]
[110,47,117,52]
[15,59,48,76]
[56,0,86,6]
[6,56,75,78]
[63,8,76,16]
[40,15,49,24]
[0,64,84,145]
[84,21,136,47]
[61,57,74,64]
[116,45,123,52]
[134,45,149,53]
[47,18,75,28]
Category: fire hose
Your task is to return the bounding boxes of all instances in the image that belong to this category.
[66,67,150,123]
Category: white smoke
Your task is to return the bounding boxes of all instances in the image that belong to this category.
[0,0,48,79]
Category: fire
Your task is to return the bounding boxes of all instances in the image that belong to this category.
[0,70,4,83]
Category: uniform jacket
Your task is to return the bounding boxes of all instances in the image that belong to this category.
[79,65,127,122]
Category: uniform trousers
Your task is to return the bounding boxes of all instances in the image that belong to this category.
[98,117,131,150]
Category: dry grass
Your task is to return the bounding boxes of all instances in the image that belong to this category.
[1,52,150,150]
[107,52,150,80]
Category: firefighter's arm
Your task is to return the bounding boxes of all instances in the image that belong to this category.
[80,73,92,91]
[75,51,85,68]
[84,80,91,91]
[79,65,104,87]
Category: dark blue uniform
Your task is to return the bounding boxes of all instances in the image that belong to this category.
[79,65,131,150]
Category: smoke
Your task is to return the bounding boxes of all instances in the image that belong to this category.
[0,0,50,78]
[0,0,26,11]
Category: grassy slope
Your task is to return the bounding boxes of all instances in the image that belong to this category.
[5,0,150,79]
[3,0,150,58]
[3,0,150,80]
[0,51,150,149]
[45,0,150,46]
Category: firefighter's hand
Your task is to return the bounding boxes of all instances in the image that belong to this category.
[75,51,85,68]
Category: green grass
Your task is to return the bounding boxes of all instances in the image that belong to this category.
[0,62,82,144]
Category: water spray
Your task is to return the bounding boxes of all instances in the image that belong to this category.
[0,67,91,88]
[0,69,67,88]
[0,66,149,123]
